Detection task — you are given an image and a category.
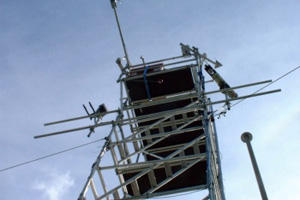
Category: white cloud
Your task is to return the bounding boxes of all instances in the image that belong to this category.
[33,171,74,200]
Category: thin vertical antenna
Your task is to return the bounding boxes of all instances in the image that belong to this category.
[110,0,131,67]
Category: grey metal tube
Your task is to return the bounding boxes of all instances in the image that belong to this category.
[129,55,186,68]
[241,132,268,200]
[78,113,122,200]
[111,1,131,66]
[209,102,226,200]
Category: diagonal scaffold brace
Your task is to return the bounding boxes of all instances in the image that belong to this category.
[78,110,123,200]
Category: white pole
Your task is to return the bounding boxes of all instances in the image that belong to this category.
[241,132,268,200]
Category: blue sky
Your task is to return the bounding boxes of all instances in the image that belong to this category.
[1,0,300,200]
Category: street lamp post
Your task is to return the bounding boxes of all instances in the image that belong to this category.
[241,132,268,200]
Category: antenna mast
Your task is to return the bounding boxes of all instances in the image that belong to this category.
[111,0,131,67]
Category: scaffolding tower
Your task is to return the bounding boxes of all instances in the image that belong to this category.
[78,46,226,200]
[35,44,279,199]
[34,1,281,200]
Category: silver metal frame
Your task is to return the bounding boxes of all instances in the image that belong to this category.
[33,1,281,199]
[35,44,280,200]
[74,47,280,200]
[74,52,223,200]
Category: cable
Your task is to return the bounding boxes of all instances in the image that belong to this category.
[230,65,300,108]
[214,65,300,116]
[0,138,105,173]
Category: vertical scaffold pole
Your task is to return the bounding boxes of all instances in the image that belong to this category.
[209,102,226,200]
[194,49,216,200]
